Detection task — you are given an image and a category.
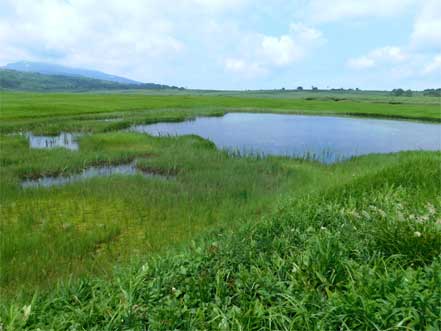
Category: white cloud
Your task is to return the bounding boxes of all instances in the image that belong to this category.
[261,23,323,66]
[410,0,441,50]
[348,46,407,70]
[306,0,416,23]
[344,1,441,82]
[0,0,189,78]
[422,54,441,75]
[224,58,267,77]
[0,0,257,83]
[224,22,324,77]
[261,35,302,66]
[289,23,323,43]
[345,0,441,81]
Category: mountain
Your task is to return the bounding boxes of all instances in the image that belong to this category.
[0,69,181,91]
[3,61,142,85]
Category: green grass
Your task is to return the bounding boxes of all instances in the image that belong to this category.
[0,91,440,329]
[1,152,440,330]
[75,87,441,105]
[3,92,439,121]
[1,131,331,295]
[0,91,441,134]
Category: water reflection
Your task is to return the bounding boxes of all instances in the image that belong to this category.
[100,118,122,122]
[28,133,79,150]
[21,163,163,188]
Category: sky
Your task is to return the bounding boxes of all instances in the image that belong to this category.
[1,0,440,90]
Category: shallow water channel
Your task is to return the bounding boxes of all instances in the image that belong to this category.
[21,163,163,188]
[131,113,441,163]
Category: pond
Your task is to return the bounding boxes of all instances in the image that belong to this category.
[28,132,79,150]
[131,113,441,163]
[21,163,164,188]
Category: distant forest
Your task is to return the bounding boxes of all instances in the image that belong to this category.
[1,69,439,96]
[391,88,441,97]
[0,69,183,91]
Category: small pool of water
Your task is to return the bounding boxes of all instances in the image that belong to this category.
[98,118,123,122]
[21,163,163,188]
[28,132,79,150]
[131,113,441,163]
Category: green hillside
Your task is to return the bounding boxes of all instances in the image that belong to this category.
[0,69,179,92]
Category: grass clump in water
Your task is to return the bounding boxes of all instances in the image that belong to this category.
[1,131,324,295]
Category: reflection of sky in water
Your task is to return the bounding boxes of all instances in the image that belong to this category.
[21,163,163,188]
[131,113,441,163]
[29,133,79,150]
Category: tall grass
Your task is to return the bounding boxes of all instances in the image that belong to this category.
[1,132,328,295]
[1,152,439,330]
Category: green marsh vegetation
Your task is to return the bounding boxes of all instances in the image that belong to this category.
[0,91,440,329]
[1,131,312,293]
[1,90,440,135]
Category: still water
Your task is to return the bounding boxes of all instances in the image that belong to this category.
[28,132,79,150]
[131,113,441,163]
[21,163,163,188]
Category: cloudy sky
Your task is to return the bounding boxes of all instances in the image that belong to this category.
[1,0,440,90]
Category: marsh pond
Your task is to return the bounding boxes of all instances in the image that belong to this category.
[130,113,441,163]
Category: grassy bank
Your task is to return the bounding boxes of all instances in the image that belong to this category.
[2,151,440,330]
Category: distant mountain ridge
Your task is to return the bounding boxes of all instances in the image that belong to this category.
[0,69,181,91]
[3,61,142,85]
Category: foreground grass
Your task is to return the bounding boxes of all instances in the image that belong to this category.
[0,132,296,293]
[1,151,440,330]
[1,91,440,329]
[3,128,437,298]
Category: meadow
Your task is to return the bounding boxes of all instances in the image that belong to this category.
[1,90,440,135]
[0,90,440,330]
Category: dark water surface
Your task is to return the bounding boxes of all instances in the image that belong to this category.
[131,113,441,163]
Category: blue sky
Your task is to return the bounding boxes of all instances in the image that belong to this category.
[1,0,440,90]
